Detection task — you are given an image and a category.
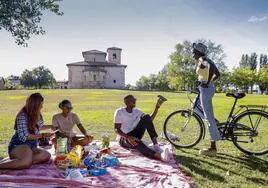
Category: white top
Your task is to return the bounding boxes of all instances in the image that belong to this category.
[114,107,145,134]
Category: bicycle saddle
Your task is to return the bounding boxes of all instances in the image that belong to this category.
[226,92,246,99]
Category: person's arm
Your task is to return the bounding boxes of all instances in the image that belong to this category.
[206,62,215,85]
[40,125,53,130]
[74,113,92,139]
[213,65,221,81]
[114,123,139,146]
[16,115,52,141]
[77,123,88,136]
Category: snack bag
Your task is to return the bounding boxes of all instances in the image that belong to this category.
[56,137,68,155]
[65,145,84,167]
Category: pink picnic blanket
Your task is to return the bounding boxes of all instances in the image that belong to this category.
[0,142,191,188]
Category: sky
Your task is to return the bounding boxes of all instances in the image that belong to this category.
[1,0,268,84]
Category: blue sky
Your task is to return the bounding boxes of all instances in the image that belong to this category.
[1,0,268,84]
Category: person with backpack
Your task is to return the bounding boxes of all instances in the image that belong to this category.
[192,42,221,157]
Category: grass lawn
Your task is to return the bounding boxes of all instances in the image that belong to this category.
[0,89,268,188]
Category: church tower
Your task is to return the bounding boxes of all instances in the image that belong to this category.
[107,47,122,64]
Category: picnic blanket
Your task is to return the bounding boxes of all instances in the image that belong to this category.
[0,142,192,188]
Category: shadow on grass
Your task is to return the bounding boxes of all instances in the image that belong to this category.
[175,148,268,186]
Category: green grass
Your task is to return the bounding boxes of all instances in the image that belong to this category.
[0,89,268,188]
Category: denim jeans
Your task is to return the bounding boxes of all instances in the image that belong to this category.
[196,83,221,141]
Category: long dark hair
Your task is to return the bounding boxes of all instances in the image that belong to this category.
[15,93,44,134]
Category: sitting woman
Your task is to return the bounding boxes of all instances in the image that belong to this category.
[52,100,93,147]
[0,93,53,170]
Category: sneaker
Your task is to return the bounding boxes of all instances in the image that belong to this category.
[199,148,217,157]
[153,144,164,153]
[168,133,179,142]
[161,148,170,162]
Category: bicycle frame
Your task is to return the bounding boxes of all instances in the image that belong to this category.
[187,90,261,140]
[188,90,268,140]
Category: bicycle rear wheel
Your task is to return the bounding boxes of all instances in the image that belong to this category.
[163,110,204,148]
[232,110,268,155]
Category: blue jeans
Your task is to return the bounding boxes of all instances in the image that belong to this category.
[196,83,221,141]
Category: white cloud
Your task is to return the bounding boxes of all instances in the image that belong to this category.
[248,15,268,22]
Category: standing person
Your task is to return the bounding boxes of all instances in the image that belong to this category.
[52,100,93,147]
[192,42,221,157]
[114,95,169,161]
[0,93,53,169]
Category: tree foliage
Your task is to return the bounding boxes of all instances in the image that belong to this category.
[0,0,63,46]
[257,66,268,93]
[21,66,56,88]
[230,68,256,92]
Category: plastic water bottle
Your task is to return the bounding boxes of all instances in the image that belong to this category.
[65,169,84,181]
[83,157,93,168]
[80,168,89,177]
[89,167,107,176]
[102,155,119,167]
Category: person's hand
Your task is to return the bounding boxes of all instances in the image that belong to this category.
[55,131,68,138]
[86,135,93,142]
[126,136,139,147]
[42,133,54,138]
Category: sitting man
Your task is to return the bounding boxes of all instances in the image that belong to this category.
[114,95,168,161]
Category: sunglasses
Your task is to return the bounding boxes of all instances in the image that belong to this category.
[65,106,73,110]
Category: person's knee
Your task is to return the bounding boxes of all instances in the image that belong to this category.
[18,158,32,169]
[43,151,51,161]
[141,114,152,122]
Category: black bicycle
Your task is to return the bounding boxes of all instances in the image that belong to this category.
[163,90,268,155]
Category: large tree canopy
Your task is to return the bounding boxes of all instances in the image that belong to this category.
[0,0,63,46]
[21,66,56,88]
[167,39,227,90]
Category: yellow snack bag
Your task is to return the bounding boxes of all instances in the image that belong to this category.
[65,145,84,167]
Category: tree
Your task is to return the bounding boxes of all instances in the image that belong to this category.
[230,68,256,93]
[167,39,227,91]
[21,69,35,88]
[21,66,56,88]
[4,79,12,89]
[136,76,151,90]
[257,66,268,94]
[260,54,268,68]
[239,53,258,70]
[32,66,56,88]
[0,0,63,46]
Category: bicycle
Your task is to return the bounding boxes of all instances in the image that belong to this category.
[163,90,268,155]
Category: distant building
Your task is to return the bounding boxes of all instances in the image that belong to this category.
[67,47,127,89]
[7,75,21,89]
[0,77,4,90]
[56,81,68,89]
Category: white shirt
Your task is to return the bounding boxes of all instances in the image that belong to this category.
[114,107,145,134]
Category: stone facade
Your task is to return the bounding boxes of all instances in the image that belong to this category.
[67,47,127,89]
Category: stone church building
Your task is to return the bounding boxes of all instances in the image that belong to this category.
[67,47,127,89]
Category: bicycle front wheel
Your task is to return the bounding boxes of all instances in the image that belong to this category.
[232,110,268,155]
[163,110,204,148]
